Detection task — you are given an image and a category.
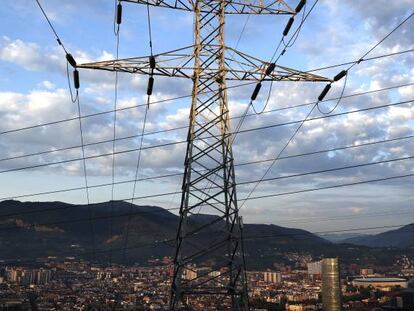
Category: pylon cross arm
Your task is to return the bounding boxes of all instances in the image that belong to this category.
[121,0,295,14]
[78,45,330,82]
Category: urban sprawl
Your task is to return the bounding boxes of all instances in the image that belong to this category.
[1,254,414,310]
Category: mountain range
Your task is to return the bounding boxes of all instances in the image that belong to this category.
[0,200,412,268]
[343,224,414,248]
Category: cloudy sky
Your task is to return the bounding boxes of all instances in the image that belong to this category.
[0,0,413,234]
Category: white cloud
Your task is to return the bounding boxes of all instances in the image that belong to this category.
[39,80,56,90]
[0,36,46,71]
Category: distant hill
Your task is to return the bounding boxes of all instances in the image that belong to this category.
[0,200,412,268]
[343,224,414,248]
[318,232,369,243]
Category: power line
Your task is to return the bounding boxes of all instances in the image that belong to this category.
[34,0,97,259]
[1,153,413,222]
[34,0,68,54]
[35,0,81,104]
[305,48,414,73]
[122,4,154,260]
[34,0,96,262]
[75,95,96,261]
[347,12,414,72]
[0,81,255,136]
[122,104,150,260]
[236,154,414,188]
[245,172,414,201]
[1,81,413,164]
[1,132,412,204]
[0,98,412,175]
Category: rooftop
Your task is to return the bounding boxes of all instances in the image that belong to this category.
[353,278,407,283]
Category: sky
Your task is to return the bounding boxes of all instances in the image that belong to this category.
[0,0,413,234]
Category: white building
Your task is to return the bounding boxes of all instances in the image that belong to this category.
[307,261,321,276]
[263,271,282,284]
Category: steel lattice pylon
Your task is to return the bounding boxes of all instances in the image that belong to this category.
[79,1,329,309]
[171,2,249,309]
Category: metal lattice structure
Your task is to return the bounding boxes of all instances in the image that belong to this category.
[79,1,329,309]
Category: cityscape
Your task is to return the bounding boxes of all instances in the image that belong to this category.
[1,254,414,310]
[1,0,414,310]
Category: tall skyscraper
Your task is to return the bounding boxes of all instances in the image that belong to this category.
[322,258,341,311]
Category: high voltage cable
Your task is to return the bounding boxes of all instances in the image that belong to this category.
[80,172,414,202]
[237,11,414,210]
[347,12,414,72]
[305,48,414,73]
[1,154,413,221]
[0,47,410,138]
[1,155,413,226]
[122,3,154,261]
[75,95,96,261]
[1,81,413,164]
[34,0,68,54]
[1,132,412,203]
[35,0,78,103]
[2,223,413,266]
[245,172,414,201]
[34,0,96,261]
[122,102,150,260]
[0,81,255,136]
[1,98,411,175]
[236,154,414,187]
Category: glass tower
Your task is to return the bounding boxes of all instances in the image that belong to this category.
[322,258,341,311]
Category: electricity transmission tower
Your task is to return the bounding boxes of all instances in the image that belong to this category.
[79,1,328,309]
